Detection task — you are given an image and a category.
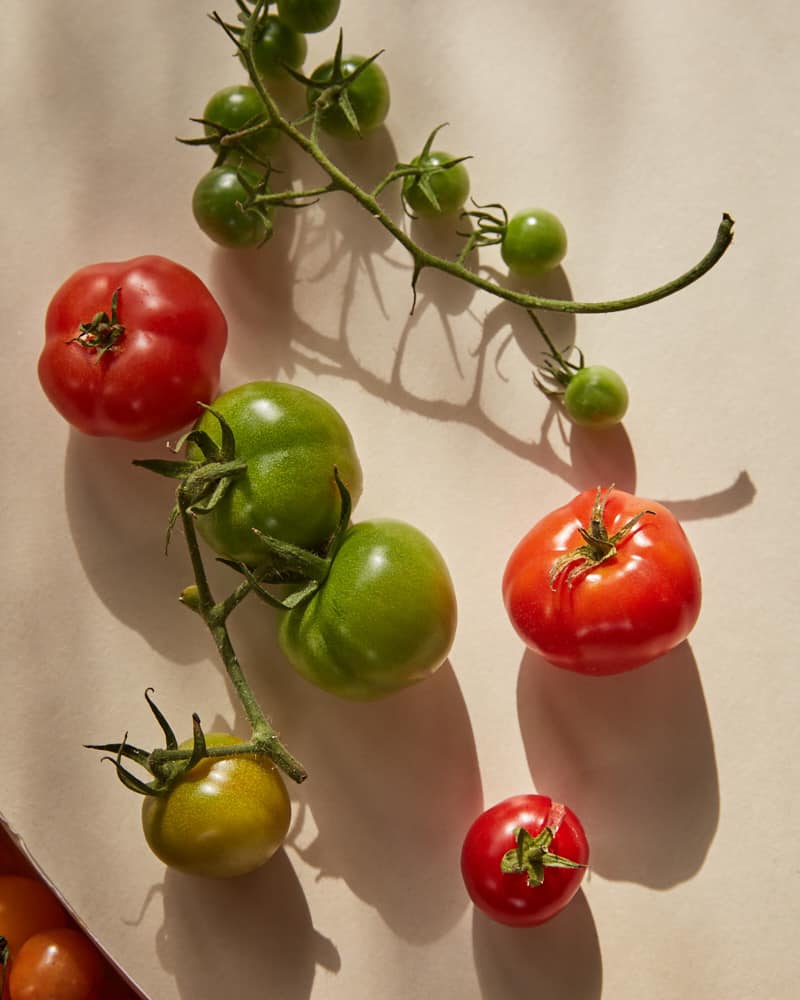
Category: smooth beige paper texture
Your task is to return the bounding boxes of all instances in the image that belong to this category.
[2,1,798,998]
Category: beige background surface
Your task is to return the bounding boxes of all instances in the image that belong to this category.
[2,1,798,998]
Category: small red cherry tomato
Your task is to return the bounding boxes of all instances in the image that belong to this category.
[38,255,228,441]
[461,794,588,927]
[502,486,701,675]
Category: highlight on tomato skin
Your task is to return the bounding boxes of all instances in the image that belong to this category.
[502,486,702,675]
[460,794,589,928]
[38,256,228,442]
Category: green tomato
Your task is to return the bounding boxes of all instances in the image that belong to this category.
[141,733,291,878]
[563,365,629,428]
[501,208,568,277]
[277,0,340,34]
[245,14,308,80]
[403,150,471,218]
[192,165,271,249]
[187,381,363,565]
[279,519,458,700]
[307,55,390,139]
[202,84,279,162]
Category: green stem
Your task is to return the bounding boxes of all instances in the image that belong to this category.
[235,14,733,315]
[178,487,307,783]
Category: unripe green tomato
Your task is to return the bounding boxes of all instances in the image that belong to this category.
[202,84,279,162]
[278,0,340,34]
[307,55,390,139]
[245,15,308,80]
[501,208,568,277]
[279,519,458,700]
[188,381,363,566]
[192,165,271,249]
[564,365,629,428]
[403,151,471,218]
[141,734,291,878]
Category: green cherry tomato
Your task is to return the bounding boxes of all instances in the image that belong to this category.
[245,15,308,80]
[501,208,568,277]
[307,55,390,139]
[142,733,291,878]
[192,165,271,249]
[187,381,363,565]
[277,0,340,34]
[279,519,458,699]
[403,151,471,218]
[563,365,629,428]
[202,84,279,162]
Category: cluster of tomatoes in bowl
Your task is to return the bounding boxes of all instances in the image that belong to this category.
[0,825,139,1000]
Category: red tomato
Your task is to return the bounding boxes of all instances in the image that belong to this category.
[38,256,228,441]
[0,877,69,959]
[502,486,701,675]
[7,928,105,1000]
[461,795,588,927]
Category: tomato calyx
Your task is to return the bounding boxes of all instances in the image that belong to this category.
[293,31,385,137]
[528,310,586,397]
[232,466,353,611]
[66,287,126,361]
[397,122,472,217]
[134,404,249,552]
[550,485,656,589]
[500,824,586,889]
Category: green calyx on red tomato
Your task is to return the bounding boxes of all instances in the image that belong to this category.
[503,486,702,675]
[186,381,363,566]
[279,518,458,699]
[461,795,589,927]
[278,0,340,34]
[38,256,228,441]
[141,733,291,878]
[306,50,390,139]
[192,163,273,249]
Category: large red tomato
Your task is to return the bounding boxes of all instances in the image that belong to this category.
[461,794,589,927]
[38,255,227,441]
[502,486,701,675]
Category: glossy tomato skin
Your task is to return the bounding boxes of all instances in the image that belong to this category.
[403,150,471,218]
[192,164,271,249]
[202,84,279,162]
[0,877,70,960]
[8,927,106,1000]
[141,734,291,879]
[38,256,227,441]
[503,488,701,675]
[279,519,457,699]
[188,381,363,565]
[278,0,340,34]
[461,795,589,927]
[501,207,567,277]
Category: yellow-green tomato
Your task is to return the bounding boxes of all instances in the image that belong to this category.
[188,381,363,566]
[142,734,291,878]
[279,519,458,699]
